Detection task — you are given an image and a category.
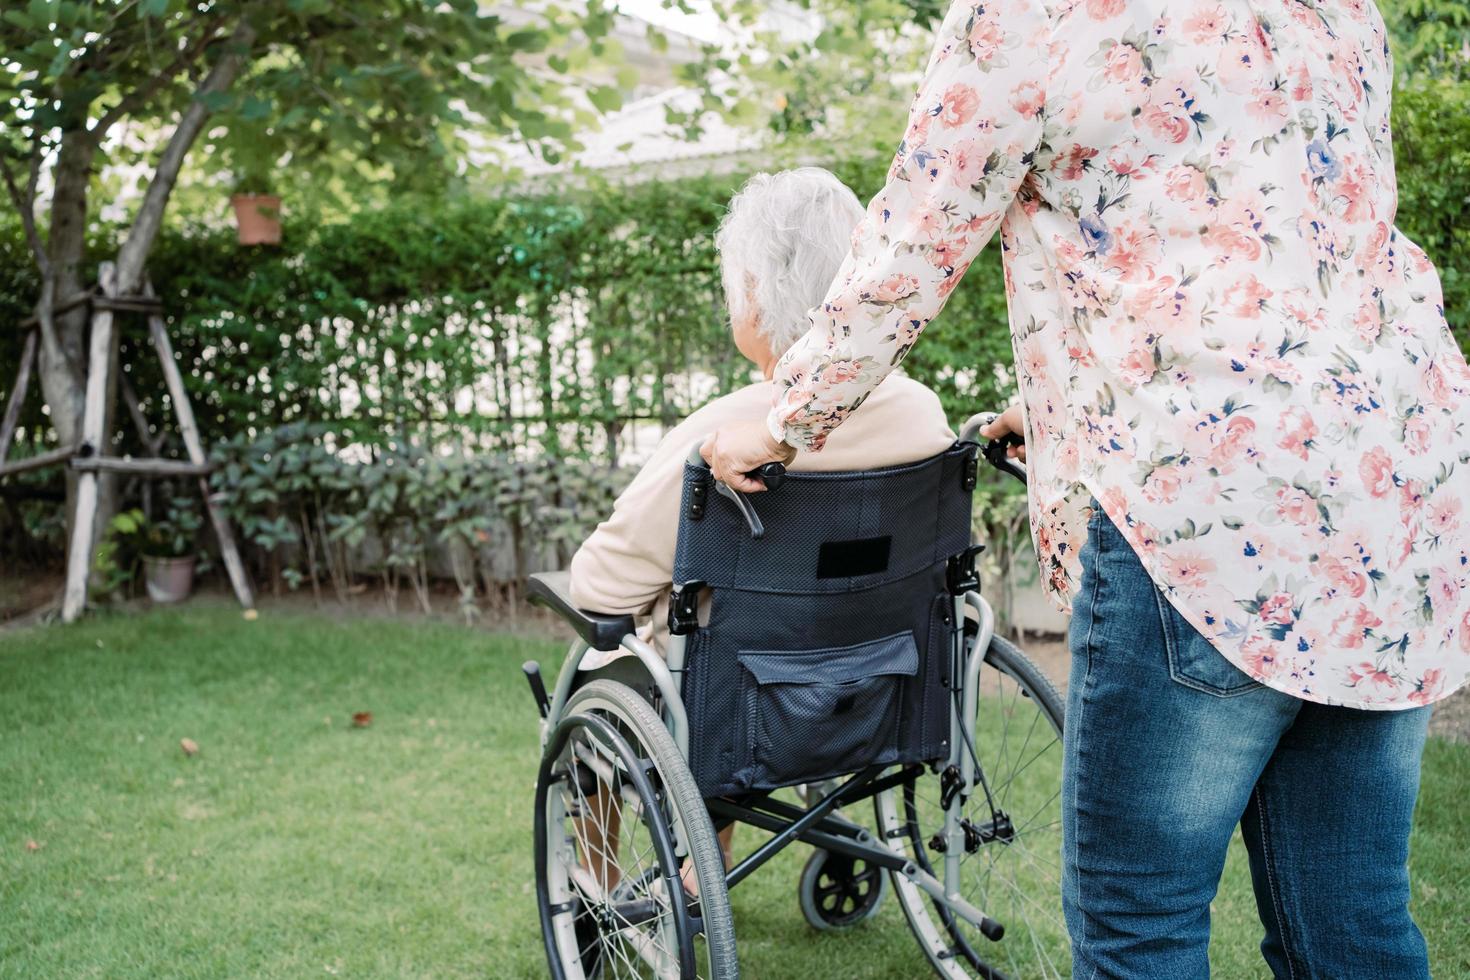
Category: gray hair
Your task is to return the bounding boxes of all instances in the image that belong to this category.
[714,167,865,355]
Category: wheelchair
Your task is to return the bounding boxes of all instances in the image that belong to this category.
[524,415,1067,979]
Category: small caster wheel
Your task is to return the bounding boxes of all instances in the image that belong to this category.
[798,847,887,930]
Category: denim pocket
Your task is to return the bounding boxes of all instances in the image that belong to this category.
[739,632,918,786]
[1157,589,1263,697]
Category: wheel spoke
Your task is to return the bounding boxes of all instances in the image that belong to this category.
[539,693,720,980]
[999,696,1045,813]
[880,640,1067,978]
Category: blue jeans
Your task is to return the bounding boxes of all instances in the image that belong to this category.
[1062,508,1431,979]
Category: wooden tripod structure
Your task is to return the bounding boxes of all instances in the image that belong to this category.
[0,261,255,622]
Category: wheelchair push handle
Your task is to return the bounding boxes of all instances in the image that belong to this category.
[714,463,784,539]
[960,412,1028,486]
[687,443,786,540]
[748,461,786,490]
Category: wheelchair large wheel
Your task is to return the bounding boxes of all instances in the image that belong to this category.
[877,634,1068,979]
[535,679,738,978]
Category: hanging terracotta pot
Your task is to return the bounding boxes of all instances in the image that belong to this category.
[230,193,282,245]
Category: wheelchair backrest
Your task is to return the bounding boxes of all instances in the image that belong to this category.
[671,442,978,797]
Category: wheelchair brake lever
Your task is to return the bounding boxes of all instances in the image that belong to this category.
[713,463,786,540]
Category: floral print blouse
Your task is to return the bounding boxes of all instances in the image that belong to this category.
[768,0,1470,709]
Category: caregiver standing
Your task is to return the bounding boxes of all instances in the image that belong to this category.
[703,0,1470,976]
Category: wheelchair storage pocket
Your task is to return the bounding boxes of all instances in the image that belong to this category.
[738,631,919,788]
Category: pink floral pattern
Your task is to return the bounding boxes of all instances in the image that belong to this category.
[768,0,1470,709]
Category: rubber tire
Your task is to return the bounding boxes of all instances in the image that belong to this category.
[560,679,740,978]
[982,634,1065,731]
[798,847,887,931]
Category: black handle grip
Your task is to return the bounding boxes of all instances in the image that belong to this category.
[753,462,785,490]
[981,431,1027,486]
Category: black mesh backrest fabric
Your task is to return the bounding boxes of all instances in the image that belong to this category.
[674,444,975,593]
[673,443,977,797]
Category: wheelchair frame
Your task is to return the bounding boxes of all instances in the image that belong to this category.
[539,579,1005,932]
[532,415,1022,949]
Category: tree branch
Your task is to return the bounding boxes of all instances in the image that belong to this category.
[115,18,260,294]
[0,147,49,275]
[90,17,227,138]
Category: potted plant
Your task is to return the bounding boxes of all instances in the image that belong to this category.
[229,171,282,245]
[138,497,204,603]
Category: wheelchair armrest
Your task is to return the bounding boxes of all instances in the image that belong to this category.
[527,571,637,652]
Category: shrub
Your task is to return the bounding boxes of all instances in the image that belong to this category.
[209,424,632,608]
[1392,75,1470,349]
[0,158,1015,466]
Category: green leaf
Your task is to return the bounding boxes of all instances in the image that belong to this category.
[238,96,273,121]
[587,86,622,113]
[504,29,547,52]
[197,90,234,112]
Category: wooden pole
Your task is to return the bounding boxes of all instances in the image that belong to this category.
[15,289,93,330]
[117,370,160,518]
[61,264,118,622]
[144,291,254,611]
[70,456,212,477]
[0,444,77,479]
[0,329,38,467]
[118,371,163,455]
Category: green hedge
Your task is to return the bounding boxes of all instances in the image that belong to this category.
[1392,77,1470,327]
[206,422,633,606]
[0,155,1011,465]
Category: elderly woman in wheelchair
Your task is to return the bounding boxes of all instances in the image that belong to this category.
[524,169,1067,979]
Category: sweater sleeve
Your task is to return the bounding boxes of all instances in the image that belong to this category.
[767,0,1051,450]
[567,436,688,617]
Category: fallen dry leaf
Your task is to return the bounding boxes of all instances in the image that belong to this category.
[180,738,200,756]
[352,712,372,728]
[242,608,259,621]
[25,839,41,852]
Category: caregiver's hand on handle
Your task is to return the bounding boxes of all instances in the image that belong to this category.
[701,418,797,494]
[978,405,1027,463]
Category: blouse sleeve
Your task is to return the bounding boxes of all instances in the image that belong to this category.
[768,0,1051,450]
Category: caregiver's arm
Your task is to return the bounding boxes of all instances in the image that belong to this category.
[703,0,1050,491]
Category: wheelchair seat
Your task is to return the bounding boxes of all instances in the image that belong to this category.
[527,570,635,652]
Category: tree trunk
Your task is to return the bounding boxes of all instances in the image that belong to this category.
[28,18,260,577]
[36,131,101,546]
[40,136,93,429]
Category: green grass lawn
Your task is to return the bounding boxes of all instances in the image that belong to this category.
[2,604,1466,978]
